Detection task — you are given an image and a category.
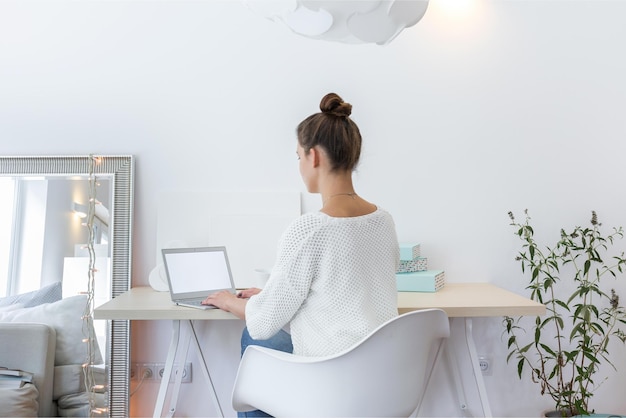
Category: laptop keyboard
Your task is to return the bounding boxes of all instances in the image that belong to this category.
[179,298,205,306]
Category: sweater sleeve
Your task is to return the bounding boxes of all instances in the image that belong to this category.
[245,214,321,340]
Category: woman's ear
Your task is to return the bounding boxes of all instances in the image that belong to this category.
[310,146,321,168]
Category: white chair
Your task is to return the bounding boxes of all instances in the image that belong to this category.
[231,308,450,417]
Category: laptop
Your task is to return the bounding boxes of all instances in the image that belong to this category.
[161,246,237,310]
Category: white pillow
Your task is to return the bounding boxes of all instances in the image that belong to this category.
[0,384,39,418]
[0,303,23,313]
[0,281,62,308]
[0,295,103,366]
[53,364,85,400]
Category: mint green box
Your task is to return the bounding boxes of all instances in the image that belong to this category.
[397,257,428,273]
[396,270,445,292]
[399,243,420,261]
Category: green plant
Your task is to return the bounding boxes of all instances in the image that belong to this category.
[504,210,626,416]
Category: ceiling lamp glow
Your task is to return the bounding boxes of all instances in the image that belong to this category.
[245,0,429,45]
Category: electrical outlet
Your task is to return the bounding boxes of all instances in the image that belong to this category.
[478,355,493,376]
[138,363,155,380]
[132,362,192,383]
[157,362,192,383]
[133,363,156,381]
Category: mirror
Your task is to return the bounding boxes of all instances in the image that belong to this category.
[0,155,133,417]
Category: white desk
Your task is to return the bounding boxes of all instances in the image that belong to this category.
[398,283,545,417]
[95,284,545,417]
[94,287,238,417]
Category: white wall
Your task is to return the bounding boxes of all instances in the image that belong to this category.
[2,0,626,416]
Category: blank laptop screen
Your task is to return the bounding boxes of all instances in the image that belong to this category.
[163,249,233,294]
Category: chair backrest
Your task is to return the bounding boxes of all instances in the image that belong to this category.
[232,308,450,417]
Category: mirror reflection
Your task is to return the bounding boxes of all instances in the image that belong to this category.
[0,155,133,418]
[1,177,110,292]
[0,177,111,357]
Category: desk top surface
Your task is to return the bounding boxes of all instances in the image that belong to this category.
[95,283,545,320]
[396,282,545,317]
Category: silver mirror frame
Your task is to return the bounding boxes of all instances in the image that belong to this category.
[0,155,134,417]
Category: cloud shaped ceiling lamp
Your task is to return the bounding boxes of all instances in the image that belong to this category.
[245,0,429,45]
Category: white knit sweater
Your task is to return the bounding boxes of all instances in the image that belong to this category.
[245,207,400,357]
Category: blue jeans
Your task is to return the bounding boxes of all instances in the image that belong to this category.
[237,327,293,418]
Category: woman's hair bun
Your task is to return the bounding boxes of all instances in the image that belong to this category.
[320,92,352,118]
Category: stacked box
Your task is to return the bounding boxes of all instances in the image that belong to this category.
[397,257,428,273]
[396,270,446,292]
[399,243,420,261]
[396,242,445,292]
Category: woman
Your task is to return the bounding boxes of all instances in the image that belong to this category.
[204,91,399,369]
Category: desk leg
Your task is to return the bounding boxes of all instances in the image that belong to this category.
[444,337,469,413]
[166,322,193,418]
[189,320,224,417]
[153,320,224,418]
[462,318,493,418]
[154,320,182,418]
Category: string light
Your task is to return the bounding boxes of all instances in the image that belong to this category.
[81,154,103,415]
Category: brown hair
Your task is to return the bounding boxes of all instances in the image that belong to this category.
[296,93,362,172]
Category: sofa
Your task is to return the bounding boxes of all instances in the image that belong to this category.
[0,323,55,416]
[0,282,103,417]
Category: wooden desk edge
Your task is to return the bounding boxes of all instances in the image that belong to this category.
[398,305,546,317]
[397,282,546,317]
[95,284,546,320]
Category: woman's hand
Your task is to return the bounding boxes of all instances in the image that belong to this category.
[202,290,248,319]
[202,290,235,310]
[237,287,262,299]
